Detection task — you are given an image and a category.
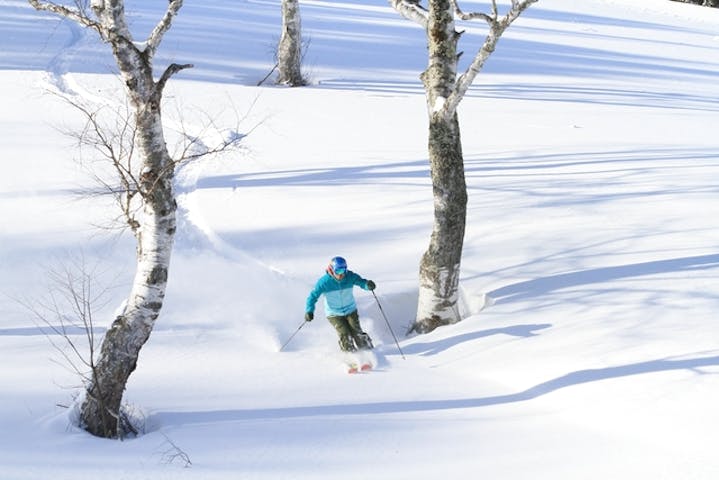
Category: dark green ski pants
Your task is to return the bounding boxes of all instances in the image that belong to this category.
[328,310,372,352]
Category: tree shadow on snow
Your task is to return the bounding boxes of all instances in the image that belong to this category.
[402,323,552,357]
[487,253,719,305]
[149,353,719,428]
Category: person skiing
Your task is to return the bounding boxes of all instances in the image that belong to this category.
[305,256,376,352]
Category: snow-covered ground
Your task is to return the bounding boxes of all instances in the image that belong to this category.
[2,0,719,478]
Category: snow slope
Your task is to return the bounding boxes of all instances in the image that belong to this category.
[1,0,719,478]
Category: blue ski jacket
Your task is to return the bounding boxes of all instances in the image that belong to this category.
[306,270,371,317]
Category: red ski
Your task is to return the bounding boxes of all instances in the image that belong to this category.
[347,362,373,374]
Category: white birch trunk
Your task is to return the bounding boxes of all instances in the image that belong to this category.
[82,106,177,437]
[412,0,467,333]
[388,0,538,334]
[278,0,305,86]
[29,0,189,437]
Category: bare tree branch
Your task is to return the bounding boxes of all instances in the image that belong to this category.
[155,63,194,98]
[50,91,144,232]
[17,255,115,390]
[450,0,494,22]
[144,0,184,59]
[159,434,193,468]
[28,0,102,32]
[444,0,539,119]
[387,0,428,27]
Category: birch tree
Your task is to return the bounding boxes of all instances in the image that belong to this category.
[278,0,306,86]
[388,0,538,334]
[27,0,222,438]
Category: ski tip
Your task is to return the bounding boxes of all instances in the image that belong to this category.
[360,363,372,371]
[347,365,359,374]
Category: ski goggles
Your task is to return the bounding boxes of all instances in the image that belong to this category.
[334,268,346,275]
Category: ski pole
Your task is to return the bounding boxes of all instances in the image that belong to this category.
[279,319,307,352]
[372,290,405,360]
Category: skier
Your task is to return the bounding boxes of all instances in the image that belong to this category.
[305,256,376,352]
